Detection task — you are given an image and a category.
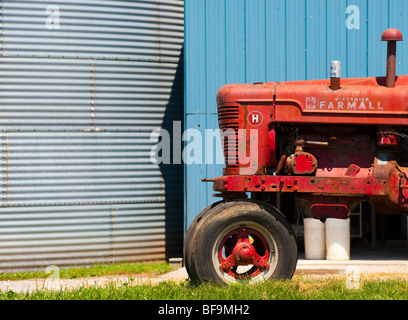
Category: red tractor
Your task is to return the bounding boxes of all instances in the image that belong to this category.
[184,29,408,285]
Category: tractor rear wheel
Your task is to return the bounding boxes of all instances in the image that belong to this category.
[185,200,297,285]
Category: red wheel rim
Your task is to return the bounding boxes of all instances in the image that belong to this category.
[218,225,270,279]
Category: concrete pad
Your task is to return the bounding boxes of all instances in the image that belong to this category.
[295,242,408,276]
[156,267,189,282]
[296,259,408,275]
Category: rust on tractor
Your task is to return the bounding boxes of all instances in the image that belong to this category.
[206,28,408,219]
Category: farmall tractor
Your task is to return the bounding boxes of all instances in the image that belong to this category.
[184,29,408,285]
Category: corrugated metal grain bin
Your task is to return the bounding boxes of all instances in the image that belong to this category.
[0,0,184,272]
[184,0,408,227]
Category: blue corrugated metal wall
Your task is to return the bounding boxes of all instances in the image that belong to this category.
[184,0,408,228]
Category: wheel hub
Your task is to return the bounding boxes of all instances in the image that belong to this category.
[234,242,255,263]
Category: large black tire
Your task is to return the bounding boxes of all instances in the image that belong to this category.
[183,200,223,282]
[185,199,298,285]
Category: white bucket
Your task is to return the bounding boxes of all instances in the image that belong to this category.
[303,218,326,259]
[325,218,350,260]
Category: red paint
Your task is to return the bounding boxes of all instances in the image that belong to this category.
[209,29,408,218]
[381,28,403,41]
[310,204,349,219]
[218,226,270,279]
[286,152,317,175]
[265,125,277,167]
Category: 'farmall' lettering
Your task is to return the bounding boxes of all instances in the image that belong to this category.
[306,96,383,111]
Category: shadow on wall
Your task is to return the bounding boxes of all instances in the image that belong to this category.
[160,44,184,260]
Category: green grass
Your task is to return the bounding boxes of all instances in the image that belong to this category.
[0,262,407,300]
[0,262,175,281]
[1,275,407,300]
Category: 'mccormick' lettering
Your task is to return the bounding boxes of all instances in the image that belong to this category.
[306,96,383,111]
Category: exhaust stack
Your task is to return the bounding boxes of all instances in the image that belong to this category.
[381,28,403,88]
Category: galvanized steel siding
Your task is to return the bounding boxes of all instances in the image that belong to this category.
[0,0,184,272]
[184,0,408,227]
[5,132,168,206]
[2,0,183,62]
[95,59,184,131]
[0,57,93,131]
[0,204,169,271]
